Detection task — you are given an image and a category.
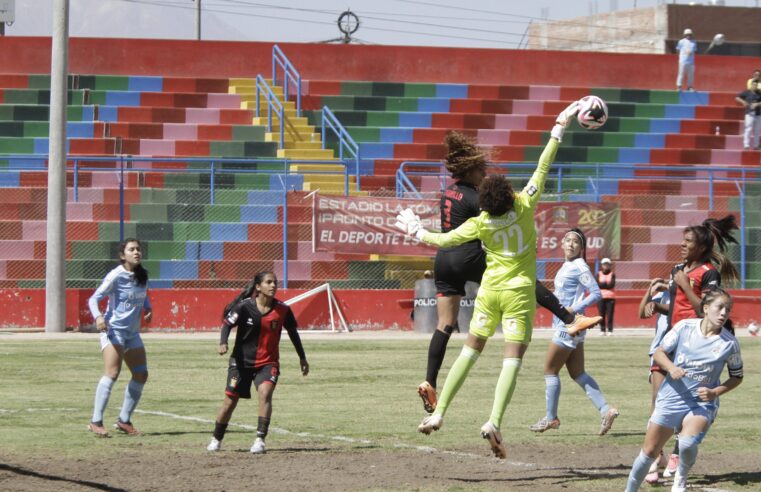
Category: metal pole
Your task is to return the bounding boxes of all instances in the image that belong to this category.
[45,0,69,333]
[195,0,201,40]
[1,22,5,36]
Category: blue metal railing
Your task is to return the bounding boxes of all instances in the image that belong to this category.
[321,106,361,191]
[1,154,354,287]
[272,44,301,117]
[396,160,756,286]
[255,75,285,149]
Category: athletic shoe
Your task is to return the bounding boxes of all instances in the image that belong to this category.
[417,414,443,435]
[114,419,141,436]
[663,453,679,478]
[528,416,561,433]
[87,421,109,438]
[671,469,687,492]
[566,314,603,336]
[207,437,221,452]
[598,407,619,436]
[250,437,266,454]
[645,471,660,484]
[480,422,507,459]
[606,332,613,336]
[417,381,437,414]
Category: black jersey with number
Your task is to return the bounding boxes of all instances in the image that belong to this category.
[220,298,305,369]
[439,180,481,252]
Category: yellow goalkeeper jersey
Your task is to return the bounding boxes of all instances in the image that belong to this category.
[421,138,558,291]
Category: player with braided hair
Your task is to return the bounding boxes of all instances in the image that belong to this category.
[417,131,600,415]
[397,101,584,458]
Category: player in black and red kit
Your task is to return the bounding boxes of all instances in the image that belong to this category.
[206,271,309,454]
[417,132,601,414]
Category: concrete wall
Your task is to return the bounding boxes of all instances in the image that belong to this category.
[1,36,759,91]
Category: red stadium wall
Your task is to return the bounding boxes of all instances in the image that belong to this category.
[1,37,759,91]
[2,288,760,331]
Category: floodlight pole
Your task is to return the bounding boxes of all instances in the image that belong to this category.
[195,0,201,40]
[46,0,69,333]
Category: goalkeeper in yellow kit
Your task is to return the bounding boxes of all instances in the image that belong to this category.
[395,100,581,459]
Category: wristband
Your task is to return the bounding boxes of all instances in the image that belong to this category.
[550,124,565,142]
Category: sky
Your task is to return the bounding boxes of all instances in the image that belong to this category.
[2,0,759,49]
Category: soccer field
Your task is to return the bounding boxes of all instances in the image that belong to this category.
[1,332,760,491]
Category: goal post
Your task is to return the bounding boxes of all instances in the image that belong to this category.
[284,283,351,333]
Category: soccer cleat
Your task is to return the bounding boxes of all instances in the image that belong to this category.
[417,381,438,414]
[87,421,109,438]
[598,407,619,436]
[645,471,660,485]
[480,422,507,459]
[671,469,687,492]
[114,419,141,436]
[606,332,613,336]
[250,437,266,454]
[207,437,221,452]
[417,414,443,435]
[528,416,561,433]
[566,314,603,336]
[663,453,679,478]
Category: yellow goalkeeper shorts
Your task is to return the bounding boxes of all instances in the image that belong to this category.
[468,284,535,344]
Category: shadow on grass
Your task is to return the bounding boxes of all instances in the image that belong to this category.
[0,462,127,491]
[695,470,761,488]
[450,464,631,485]
[141,430,214,437]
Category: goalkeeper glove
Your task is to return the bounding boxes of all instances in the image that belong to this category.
[551,100,581,142]
[395,208,427,240]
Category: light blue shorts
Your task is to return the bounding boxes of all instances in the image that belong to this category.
[551,329,586,350]
[100,330,144,351]
[650,402,716,441]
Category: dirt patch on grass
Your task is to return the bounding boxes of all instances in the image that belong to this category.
[2,439,758,491]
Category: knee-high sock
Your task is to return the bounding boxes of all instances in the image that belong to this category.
[677,434,700,477]
[536,282,574,323]
[489,358,522,428]
[434,345,480,417]
[545,374,561,420]
[626,450,655,492]
[573,372,609,415]
[426,328,453,389]
[92,376,115,423]
[119,379,145,423]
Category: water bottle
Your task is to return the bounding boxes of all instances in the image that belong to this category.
[715,126,720,135]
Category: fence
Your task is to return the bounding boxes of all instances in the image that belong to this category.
[1,156,760,290]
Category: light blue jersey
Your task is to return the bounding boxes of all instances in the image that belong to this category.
[648,290,670,358]
[656,318,743,415]
[89,265,151,335]
[552,258,602,332]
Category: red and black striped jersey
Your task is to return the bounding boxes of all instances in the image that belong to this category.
[667,262,720,329]
[220,298,305,368]
[440,180,481,252]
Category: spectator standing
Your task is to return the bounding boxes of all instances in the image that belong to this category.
[597,258,616,336]
[736,80,761,150]
[675,28,697,92]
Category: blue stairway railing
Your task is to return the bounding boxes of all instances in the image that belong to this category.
[255,75,285,149]
[321,106,361,191]
[272,44,301,117]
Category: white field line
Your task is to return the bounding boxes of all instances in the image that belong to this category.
[135,409,536,468]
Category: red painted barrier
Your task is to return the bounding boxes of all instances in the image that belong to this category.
[2,37,760,91]
[2,288,761,331]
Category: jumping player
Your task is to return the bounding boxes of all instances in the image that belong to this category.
[397,100,582,458]
[206,271,309,454]
[87,238,152,437]
[417,132,600,415]
[529,228,619,436]
[625,288,743,492]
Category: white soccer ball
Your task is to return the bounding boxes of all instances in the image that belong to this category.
[748,322,759,336]
[576,95,609,130]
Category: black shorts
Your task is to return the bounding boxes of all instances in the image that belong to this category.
[225,359,280,399]
[433,246,486,296]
